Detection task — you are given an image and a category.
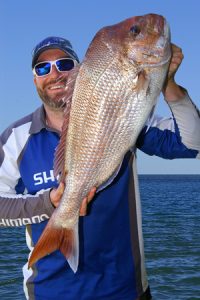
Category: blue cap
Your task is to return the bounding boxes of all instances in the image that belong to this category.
[32,36,79,68]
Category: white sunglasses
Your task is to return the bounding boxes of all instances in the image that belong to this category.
[33,58,77,77]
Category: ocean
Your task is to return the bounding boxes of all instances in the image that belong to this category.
[0,175,199,299]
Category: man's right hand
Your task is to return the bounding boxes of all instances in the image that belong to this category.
[50,183,96,216]
[79,187,96,216]
[162,43,185,101]
[50,182,65,208]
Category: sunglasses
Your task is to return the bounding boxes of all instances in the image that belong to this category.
[33,58,77,77]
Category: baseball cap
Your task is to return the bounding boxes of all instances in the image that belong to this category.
[32,36,79,68]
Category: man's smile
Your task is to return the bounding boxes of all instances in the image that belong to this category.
[49,84,66,90]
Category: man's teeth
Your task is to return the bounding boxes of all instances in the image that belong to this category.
[49,85,65,90]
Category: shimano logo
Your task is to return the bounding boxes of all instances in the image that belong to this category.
[0,214,49,227]
[33,170,56,186]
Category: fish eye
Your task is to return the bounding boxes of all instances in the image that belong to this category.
[130,25,140,35]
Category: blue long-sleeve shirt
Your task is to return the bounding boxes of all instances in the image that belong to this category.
[0,93,199,300]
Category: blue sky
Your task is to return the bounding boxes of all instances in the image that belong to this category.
[1,0,199,174]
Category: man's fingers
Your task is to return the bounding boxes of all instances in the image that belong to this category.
[51,185,96,213]
[87,187,97,203]
[167,44,184,82]
[79,197,88,216]
[56,182,65,197]
[53,182,65,201]
[170,45,184,65]
[50,182,65,208]
[79,187,96,216]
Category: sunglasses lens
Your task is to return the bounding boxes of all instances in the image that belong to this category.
[56,59,75,71]
[35,62,51,76]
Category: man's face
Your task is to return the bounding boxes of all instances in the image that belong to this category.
[34,49,73,111]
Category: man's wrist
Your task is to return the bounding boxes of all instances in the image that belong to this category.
[163,80,186,102]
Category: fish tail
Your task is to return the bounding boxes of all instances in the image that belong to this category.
[28,220,79,273]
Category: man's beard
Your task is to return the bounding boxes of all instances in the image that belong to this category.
[37,76,68,111]
[37,89,66,111]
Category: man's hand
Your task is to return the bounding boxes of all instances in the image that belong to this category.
[50,183,96,216]
[167,43,184,81]
[50,182,65,208]
[162,43,185,101]
[79,187,96,216]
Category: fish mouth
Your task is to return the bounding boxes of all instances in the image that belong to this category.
[163,19,171,41]
[153,19,171,67]
[140,54,171,68]
[154,18,171,51]
[139,20,171,69]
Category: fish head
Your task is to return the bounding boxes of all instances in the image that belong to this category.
[92,13,171,70]
[124,13,171,68]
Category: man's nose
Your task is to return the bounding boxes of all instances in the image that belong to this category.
[51,64,60,77]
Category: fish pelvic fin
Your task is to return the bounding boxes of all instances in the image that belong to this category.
[28,220,79,273]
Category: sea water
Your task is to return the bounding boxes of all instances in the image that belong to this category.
[0,175,199,299]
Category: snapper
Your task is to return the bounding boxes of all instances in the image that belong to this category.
[29,13,171,272]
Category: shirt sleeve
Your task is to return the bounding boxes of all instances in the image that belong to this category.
[0,189,55,227]
[136,92,200,159]
[0,124,55,227]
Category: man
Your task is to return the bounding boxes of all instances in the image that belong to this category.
[0,36,199,300]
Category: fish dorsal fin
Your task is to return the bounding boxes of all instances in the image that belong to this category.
[54,64,81,182]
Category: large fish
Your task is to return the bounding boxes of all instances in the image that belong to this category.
[29,13,171,272]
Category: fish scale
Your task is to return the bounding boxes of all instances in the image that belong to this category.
[29,13,171,273]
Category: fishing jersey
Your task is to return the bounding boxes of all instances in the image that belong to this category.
[0,93,199,300]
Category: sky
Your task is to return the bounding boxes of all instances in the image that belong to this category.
[0,0,200,174]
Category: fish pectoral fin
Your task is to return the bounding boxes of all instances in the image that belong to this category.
[136,70,150,95]
[28,220,79,273]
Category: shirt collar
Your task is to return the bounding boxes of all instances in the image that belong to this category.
[29,106,47,134]
[29,106,61,135]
